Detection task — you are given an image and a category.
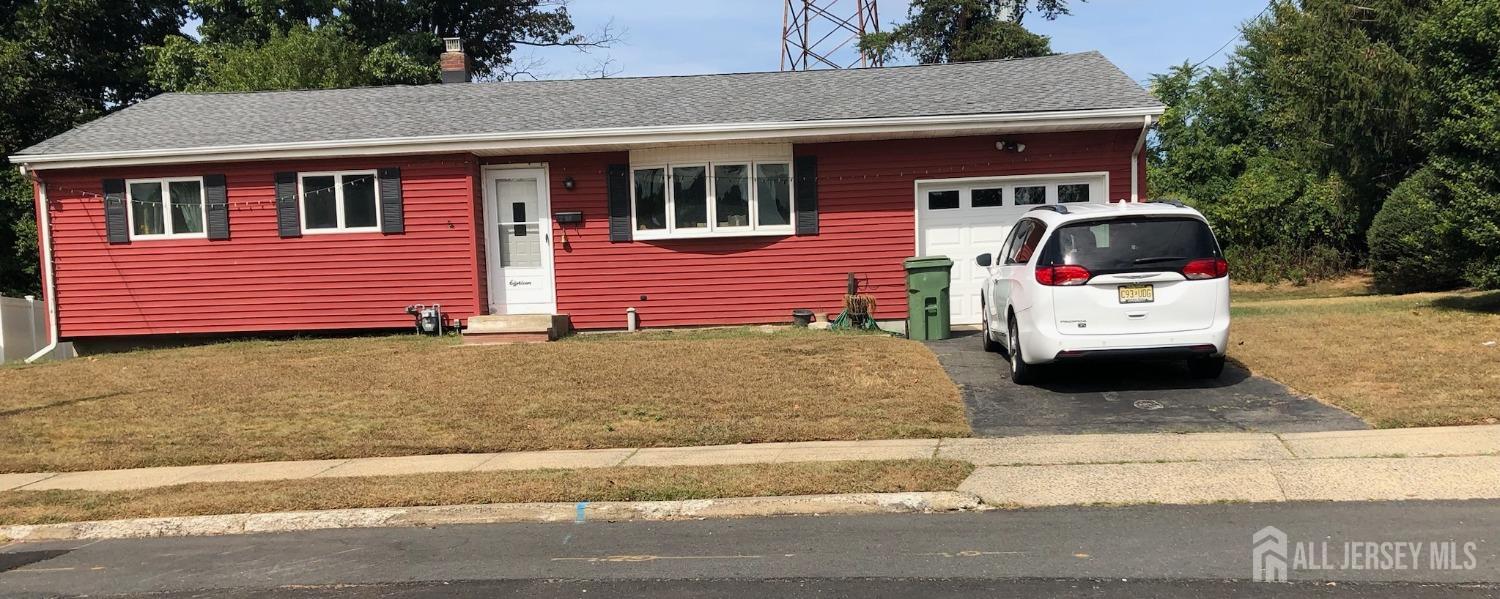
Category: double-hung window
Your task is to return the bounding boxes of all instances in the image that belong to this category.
[631,160,794,239]
[299,171,380,233]
[127,177,206,240]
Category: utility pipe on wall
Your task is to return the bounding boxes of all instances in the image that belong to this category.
[1130,114,1153,202]
[25,170,60,363]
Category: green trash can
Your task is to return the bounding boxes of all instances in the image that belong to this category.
[904,256,954,341]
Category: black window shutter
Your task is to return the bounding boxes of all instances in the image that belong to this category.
[378,167,404,234]
[274,171,300,238]
[103,178,128,243]
[204,174,229,240]
[606,163,631,242]
[794,155,819,236]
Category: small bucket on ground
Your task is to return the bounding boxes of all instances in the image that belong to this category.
[791,309,815,327]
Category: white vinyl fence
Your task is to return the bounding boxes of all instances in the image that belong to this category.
[0,295,48,363]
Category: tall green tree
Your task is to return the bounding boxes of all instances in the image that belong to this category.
[860,0,1080,65]
[1243,0,1431,232]
[0,0,188,297]
[153,0,613,91]
[149,25,437,91]
[188,0,336,44]
[339,0,602,80]
[1148,0,1443,283]
[1149,59,1275,207]
[1410,0,1500,288]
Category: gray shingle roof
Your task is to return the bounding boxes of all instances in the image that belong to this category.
[17,51,1159,157]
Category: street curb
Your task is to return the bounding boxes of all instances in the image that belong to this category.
[0,492,983,542]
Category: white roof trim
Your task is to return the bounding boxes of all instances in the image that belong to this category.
[13,106,1164,170]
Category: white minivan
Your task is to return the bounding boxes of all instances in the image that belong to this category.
[975,202,1231,384]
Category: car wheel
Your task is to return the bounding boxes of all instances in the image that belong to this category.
[1188,355,1226,379]
[1008,318,1037,385]
[981,308,1001,352]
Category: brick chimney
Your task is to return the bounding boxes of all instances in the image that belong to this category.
[439,37,470,84]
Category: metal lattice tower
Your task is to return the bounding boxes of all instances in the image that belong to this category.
[781,0,883,71]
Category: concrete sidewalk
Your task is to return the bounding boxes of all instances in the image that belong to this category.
[0,439,941,493]
[953,426,1500,507]
[2,425,1496,497]
[2,426,1499,542]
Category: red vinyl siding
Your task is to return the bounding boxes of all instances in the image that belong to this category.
[522,130,1139,330]
[36,129,1138,337]
[39,154,480,338]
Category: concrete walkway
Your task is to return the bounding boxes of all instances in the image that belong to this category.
[2,426,1497,501]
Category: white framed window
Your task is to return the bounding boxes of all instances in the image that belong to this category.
[299,171,381,233]
[126,177,206,240]
[926,189,961,210]
[630,160,794,239]
[1058,182,1092,203]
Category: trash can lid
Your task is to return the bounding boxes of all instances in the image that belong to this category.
[903,255,954,269]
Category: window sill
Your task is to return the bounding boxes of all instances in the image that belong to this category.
[301,227,383,235]
[633,227,795,241]
[127,233,208,241]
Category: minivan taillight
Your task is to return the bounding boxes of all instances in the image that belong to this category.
[1182,258,1229,280]
[1036,265,1092,286]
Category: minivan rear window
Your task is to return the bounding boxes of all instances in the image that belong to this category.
[1036,216,1221,275]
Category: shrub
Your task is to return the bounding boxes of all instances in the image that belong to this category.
[1189,157,1357,284]
[1196,157,1359,253]
[1224,244,1350,286]
[1367,168,1465,294]
[1435,160,1500,290]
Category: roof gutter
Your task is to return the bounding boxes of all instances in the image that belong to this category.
[12,106,1164,170]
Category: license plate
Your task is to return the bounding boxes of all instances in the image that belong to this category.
[1118,284,1154,304]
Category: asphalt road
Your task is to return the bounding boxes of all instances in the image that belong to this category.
[3,500,1497,597]
[83,578,1500,598]
[926,330,1369,436]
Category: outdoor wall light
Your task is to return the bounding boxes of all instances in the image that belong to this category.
[996,140,1027,153]
[562,176,576,190]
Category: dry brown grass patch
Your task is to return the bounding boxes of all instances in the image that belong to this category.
[0,459,973,525]
[0,330,967,473]
[1230,290,1500,428]
[1231,272,1376,303]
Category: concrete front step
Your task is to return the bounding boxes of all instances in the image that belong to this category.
[462,314,571,344]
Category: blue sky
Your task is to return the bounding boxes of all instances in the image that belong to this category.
[531,0,1270,84]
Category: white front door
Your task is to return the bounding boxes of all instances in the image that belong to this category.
[484,166,556,314]
[916,173,1109,325]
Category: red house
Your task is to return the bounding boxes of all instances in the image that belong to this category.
[11,46,1162,345]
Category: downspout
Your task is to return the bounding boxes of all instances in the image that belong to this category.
[25,167,60,363]
[1130,114,1152,202]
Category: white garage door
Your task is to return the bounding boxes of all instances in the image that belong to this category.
[916,174,1110,325]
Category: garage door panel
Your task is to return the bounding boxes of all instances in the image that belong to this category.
[916,175,1108,325]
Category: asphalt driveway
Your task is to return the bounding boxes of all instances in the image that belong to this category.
[925,331,1368,436]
